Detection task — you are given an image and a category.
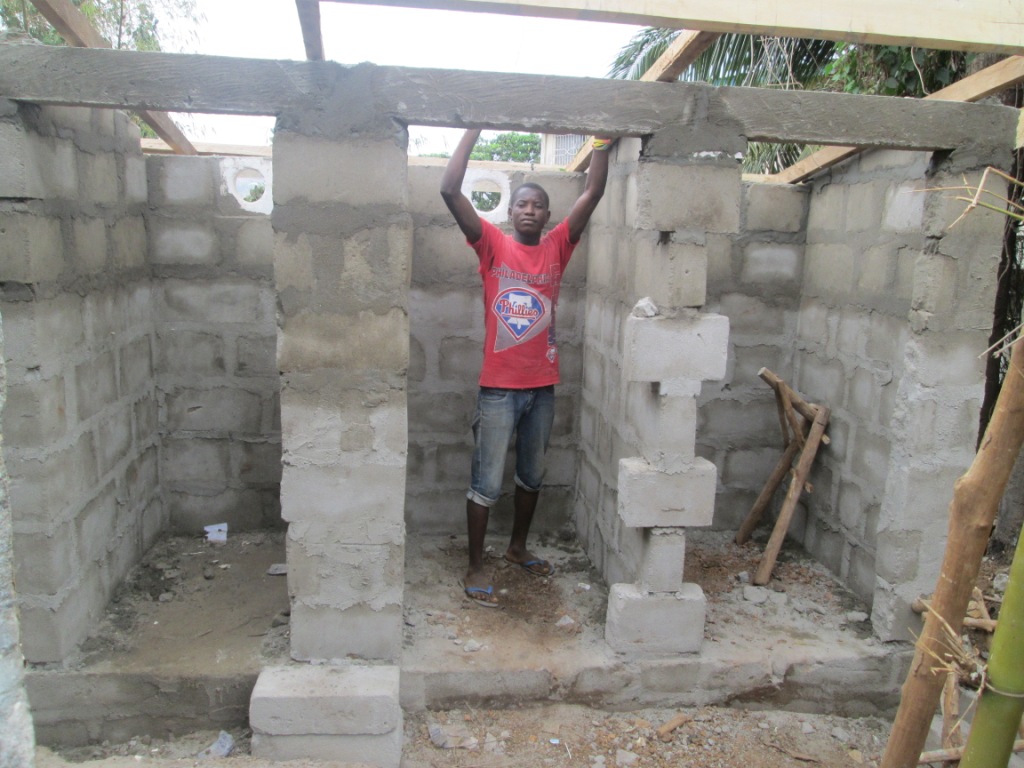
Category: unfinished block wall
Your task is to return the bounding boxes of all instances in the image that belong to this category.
[405,160,587,534]
[697,181,808,529]
[575,129,735,652]
[147,154,281,533]
[0,103,161,663]
[792,149,1003,641]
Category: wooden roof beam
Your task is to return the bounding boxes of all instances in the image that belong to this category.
[566,28,719,172]
[768,56,1024,184]
[324,0,1024,55]
[29,0,196,154]
[296,0,325,61]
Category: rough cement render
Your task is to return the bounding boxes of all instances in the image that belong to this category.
[272,126,410,664]
[794,151,1004,642]
[0,313,35,768]
[0,102,162,663]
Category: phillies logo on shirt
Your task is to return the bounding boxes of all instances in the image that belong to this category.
[494,288,546,341]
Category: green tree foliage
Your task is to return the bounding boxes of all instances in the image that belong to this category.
[0,0,199,52]
[0,0,200,138]
[609,30,973,173]
[470,132,541,165]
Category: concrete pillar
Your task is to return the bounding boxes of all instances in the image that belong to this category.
[603,127,739,654]
[269,113,408,762]
[0,313,36,767]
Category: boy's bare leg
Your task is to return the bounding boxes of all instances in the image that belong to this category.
[504,486,553,575]
[465,499,498,603]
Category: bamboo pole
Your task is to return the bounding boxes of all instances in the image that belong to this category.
[879,334,1024,768]
[958,514,1024,767]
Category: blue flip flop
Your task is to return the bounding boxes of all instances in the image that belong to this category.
[464,585,500,607]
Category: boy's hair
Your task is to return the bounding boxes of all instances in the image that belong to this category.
[510,182,550,209]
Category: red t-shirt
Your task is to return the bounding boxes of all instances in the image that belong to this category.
[470,219,577,388]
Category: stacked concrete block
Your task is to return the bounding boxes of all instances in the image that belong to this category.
[273,128,410,665]
[405,162,587,534]
[570,135,738,654]
[251,664,402,766]
[795,155,1001,641]
[0,315,35,767]
[0,104,162,663]
[148,154,281,533]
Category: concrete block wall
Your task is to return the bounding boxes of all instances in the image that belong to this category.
[0,103,162,663]
[147,154,281,533]
[698,180,809,530]
[575,136,734,591]
[405,161,587,534]
[0,315,35,767]
[272,125,411,664]
[794,150,1003,641]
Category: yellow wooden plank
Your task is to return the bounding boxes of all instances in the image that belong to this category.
[770,56,1024,184]
[1017,109,1024,151]
[325,0,1024,54]
[141,138,273,157]
[30,0,197,154]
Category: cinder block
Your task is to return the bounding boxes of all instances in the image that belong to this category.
[883,182,925,232]
[95,407,132,474]
[158,330,225,376]
[79,151,119,206]
[236,217,274,269]
[274,135,407,206]
[110,216,147,269]
[277,308,408,375]
[0,122,44,198]
[639,528,685,593]
[605,582,705,653]
[13,523,78,596]
[120,335,153,395]
[3,377,67,448]
[164,386,263,434]
[125,155,147,204]
[251,664,400,735]
[160,279,268,325]
[802,242,856,295]
[152,222,218,266]
[631,236,708,310]
[740,243,801,284]
[236,334,276,376]
[623,312,729,383]
[72,216,107,274]
[287,533,402,611]
[635,162,740,234]
[744,182,806,233]
[159,156,216,205]
[0,212,63,283]
[617,456,716,528]
[625,382,696,468]
[806,183,847,239]
[75,350,117,422]
[289,602,403,662]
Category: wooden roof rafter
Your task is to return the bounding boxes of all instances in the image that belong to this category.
[296,0,325,61]
[30,0,197,154]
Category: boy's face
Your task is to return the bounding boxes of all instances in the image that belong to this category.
[509,187,551,239]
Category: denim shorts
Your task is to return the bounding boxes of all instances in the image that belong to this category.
[467,385,555,508]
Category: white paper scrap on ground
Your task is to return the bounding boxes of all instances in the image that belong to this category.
[204,523,228,543]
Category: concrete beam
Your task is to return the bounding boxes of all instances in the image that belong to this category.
[325,0,1024,54]
[2,45,1019,154]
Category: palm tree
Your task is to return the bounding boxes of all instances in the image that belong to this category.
[609,31,969,174]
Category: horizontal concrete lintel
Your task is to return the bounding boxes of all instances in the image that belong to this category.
[0,46,1016,152]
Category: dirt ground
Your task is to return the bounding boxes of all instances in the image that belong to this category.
[32,525,1013,768]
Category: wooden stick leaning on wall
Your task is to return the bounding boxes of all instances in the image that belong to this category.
[733,368,831,584]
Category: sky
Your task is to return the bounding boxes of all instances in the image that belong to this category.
[174,1,643,153]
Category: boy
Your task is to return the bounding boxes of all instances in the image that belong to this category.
[440,129,614,606]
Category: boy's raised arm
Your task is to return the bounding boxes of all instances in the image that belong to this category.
[440,129,483,243]
[566,137,615,243]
